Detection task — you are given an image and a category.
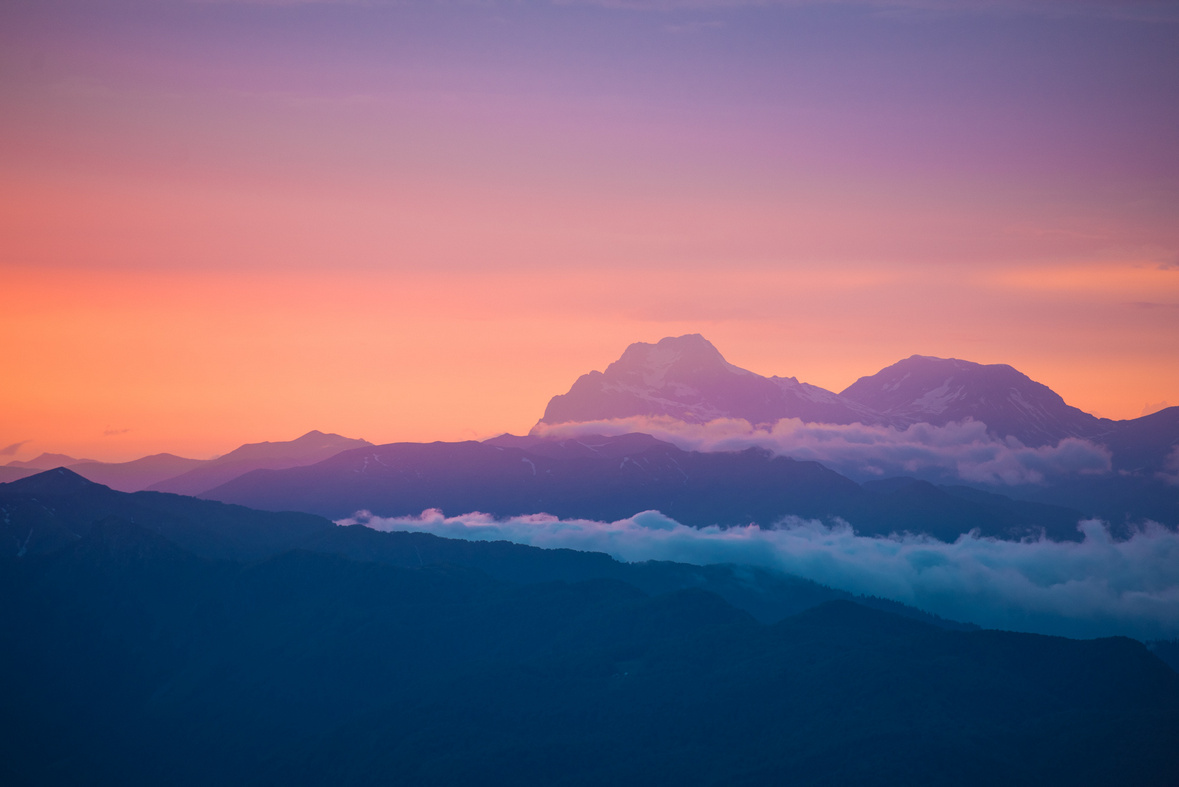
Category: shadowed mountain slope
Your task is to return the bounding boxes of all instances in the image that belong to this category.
[0,466,37,484]
[145,430,373,496]
[0,468,332,561]
[201,434,1085,541]
[68,453,205,492]
[3,519,1176,786]
[0,467,968,628]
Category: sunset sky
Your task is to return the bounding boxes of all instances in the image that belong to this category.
[2,0,1178,462]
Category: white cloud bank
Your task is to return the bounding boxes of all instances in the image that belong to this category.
[341,508,1179,641]
[532,416,1112,485]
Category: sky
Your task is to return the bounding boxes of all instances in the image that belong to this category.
[2,0,1178,462]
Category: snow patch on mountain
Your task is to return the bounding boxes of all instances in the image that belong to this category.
[908,381,965,415]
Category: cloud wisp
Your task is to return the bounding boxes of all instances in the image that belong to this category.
[532,416,1112,485]
[341,508,1179,641]
[0,440,31,457]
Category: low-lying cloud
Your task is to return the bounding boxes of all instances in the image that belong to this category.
[341,509,1179,641]
[532,416,1112,485]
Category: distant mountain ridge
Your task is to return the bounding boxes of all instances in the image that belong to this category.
[3,431,371,494]
[200,433,1087,541]
[5,452,95,470]
[146,429,372,496]
[5,339,1175,521]
[536,334,1175,459]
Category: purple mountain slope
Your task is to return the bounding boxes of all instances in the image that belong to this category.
[0,466,38,484]
[1097,405,1179,474]
[200,433,1087,541]
[69,453,205,493]
[5,452,93,470]
[840,356,1114,447]
[537,334,880,429]
[147,430,373,497]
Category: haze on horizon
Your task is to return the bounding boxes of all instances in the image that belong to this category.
[2,0,1177,462]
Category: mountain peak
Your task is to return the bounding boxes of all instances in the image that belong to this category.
[607,334,744,388]
[900,355,1017,374]
[537,335,875,428]
[7,467,107,495]
[841,355,1105,445]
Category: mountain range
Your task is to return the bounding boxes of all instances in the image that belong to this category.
[4,336,1177,535]
[201,433,1086,541]
[1,430,371,493]
[10,337,1175,488]
[2,468,1177,785]
[4,336,1178,784]
[537,334,1175,459]
[0,466,966,626]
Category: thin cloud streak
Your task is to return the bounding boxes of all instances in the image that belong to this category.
[342,509,1179,640]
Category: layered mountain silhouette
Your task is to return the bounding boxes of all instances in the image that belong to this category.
[3,431,371,494]
[201,433,1085,541]
[0,467,329,560]
[537,333,1177,463]
[0,466,37,484]
[0,467,967,626]
[2,468,1177,786]
[4,451,94,469]
[69,453,205,491]
[144,429,372,496]
[6,338,1175,532]
[1,452,89,484]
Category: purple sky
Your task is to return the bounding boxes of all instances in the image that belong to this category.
[2,0,1177,458]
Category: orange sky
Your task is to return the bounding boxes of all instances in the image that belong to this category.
[2,0,1177,462]
[3,258,1177,462]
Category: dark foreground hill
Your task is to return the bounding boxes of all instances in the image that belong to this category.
[0,468,960,626]
[2,515,1177,786]
[202,433,1085,541]
[2,470,1178,786]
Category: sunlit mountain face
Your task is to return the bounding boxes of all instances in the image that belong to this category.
[538,333,1115,445]
[3,0,1179,784]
